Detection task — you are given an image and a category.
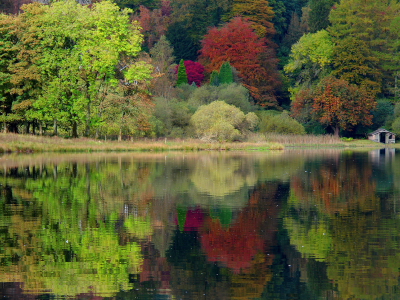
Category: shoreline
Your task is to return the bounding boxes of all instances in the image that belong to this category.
[0,133,395,153]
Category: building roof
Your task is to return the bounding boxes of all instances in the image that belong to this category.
[368,128,395,136]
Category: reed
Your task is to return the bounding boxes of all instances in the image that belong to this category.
[0,133,284,153]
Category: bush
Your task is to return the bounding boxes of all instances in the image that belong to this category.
[152,97,195,137]
[188,83,252,113]
[176,83,197,101]
[153,97,172,136]
[190,101,259,141]
[188,84,219,107]
[217,83,252,113]
[259,111,305,135]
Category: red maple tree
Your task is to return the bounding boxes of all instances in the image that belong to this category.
[199,17,280,106]
[174,60,204,86]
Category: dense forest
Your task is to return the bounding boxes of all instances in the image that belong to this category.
[1,0,400,140]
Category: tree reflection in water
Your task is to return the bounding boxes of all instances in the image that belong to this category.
[0,151,399,299]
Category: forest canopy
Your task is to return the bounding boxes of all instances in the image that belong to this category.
[0,0,399,139]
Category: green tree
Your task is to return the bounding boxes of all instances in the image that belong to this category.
[328,0,400,97]
[210,70,219,86]
[284,29,334,98]
[331,36,381,96]
[166,22,198,62]
[176,59,188,86]
[308,0,335,33]
[218,62,233,84]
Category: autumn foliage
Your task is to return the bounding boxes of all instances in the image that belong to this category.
[199,17,280,107]
[228,0,275,39]
[174,60,204,86]
[293,76,376,136]
[135,5,170,51]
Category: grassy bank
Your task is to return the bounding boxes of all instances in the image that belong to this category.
[263,133,394,148]
[0,133,395,153]
[0,133,284,153]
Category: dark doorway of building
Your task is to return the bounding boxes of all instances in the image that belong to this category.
[380,133,386,143]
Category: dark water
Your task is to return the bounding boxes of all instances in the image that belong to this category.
[0,149,398,300]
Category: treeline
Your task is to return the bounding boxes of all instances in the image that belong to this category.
[1,0,399,139]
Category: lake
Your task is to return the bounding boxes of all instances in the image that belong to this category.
[0,149,398,299]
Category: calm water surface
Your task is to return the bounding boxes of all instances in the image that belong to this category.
[0,149,398,300]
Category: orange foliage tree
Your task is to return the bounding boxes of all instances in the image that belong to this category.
[199,17,280,107]
[293,76,376,136]
[135,5,170,51]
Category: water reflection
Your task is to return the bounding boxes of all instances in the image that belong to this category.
[0,150,399,299]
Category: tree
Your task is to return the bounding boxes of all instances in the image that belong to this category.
[5,3,47,134]
[328,0,400,97]
[149,35,175,98]
[308,0,336,33]
[0,13,19,133]
[166,22,198,62]
[308,76,376,136]
[176,59,188,86]
[218,62,233,84]
[134,5,170,51]
[209,70,219,86]
[331,36,381,96]
[174,60,204,86]
[0,0,152,137]
[223,0,275,39]
[150,35,175,73]
[200,18,280,106]
[284,29,334,97]
[281,11,309,55]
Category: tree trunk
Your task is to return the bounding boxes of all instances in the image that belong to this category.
[32,122,35,135]
[95,109,102,139]
[53,119,57,136]
[72,121,78,138]
[85,82,91,137]
[118,127,122,142]
[39,123,43,136]
[3,121,7,133]
[86,100,90,137]
[333,125,339,137]
[25,122,29,134]
[118,112,124,142]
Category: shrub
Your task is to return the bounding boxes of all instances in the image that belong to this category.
[217,83,252,113]
[152,97,194,137]
[153,97,172,136]
[175,83,197,101]
[190,101,259,141]
[188,84,219,107]
[188,83,252,113]
[259,111,305,135]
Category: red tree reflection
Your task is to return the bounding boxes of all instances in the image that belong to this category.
[200,185,279,274]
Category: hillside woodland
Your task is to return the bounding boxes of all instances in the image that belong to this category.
[1,0,399,140]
